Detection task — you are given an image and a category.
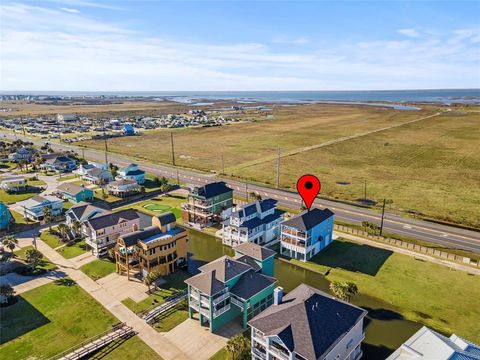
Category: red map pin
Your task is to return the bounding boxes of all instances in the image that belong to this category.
[297,175,321,211]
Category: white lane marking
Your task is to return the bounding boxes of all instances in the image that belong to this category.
[403,225,412,229]
[442,234,449,237]
[284,197,288,200]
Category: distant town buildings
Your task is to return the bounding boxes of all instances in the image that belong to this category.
[387,326,480,360]
[280,208,334,261]
[249,283,367,360]
[221,199,285,247]
[182,181,234,227]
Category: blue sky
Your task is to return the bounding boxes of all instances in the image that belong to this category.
[1,0,479,91]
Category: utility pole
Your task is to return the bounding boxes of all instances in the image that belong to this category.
[176,168,180,186]
[57,119,62,143]
[245,182,248,202]
[221,155,224,175]
[380,198,387,236]
[276,145,280,188]
[103,120,108,165]
[82,147,85,160]
[170,132,175,166]
[364,180,367,201]
[20,118,26,136]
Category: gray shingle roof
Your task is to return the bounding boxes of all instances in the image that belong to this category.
[185,270,226,296]
[195,181,232,198]
[86,209,139,230]
[67,202,111,221]
[198,256,251,283]
[230,269,276,300]
[281,208,334,231]
[56,182,87,196]
[233,242,276,261]
[248,283,367,360]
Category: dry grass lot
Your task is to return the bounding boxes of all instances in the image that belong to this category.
[79,103,480,226]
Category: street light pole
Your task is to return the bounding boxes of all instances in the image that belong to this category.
[380,198,387,236]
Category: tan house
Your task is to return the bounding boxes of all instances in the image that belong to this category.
[115,212,188,279]
[82,209,140,257]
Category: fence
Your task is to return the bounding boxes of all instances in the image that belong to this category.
[142,289,188,324]
[334,224,479,269]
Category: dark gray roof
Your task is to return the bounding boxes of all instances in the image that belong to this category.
[195,181,232,198]
[259,198,277,212]
[67,202,111,221]
[234,242,276,261]
[234,254,262,272]
[120,225,162,247]
[198,256,251,283]
[86,209,139,230]
[124,169,144,176]
[156,212,176,226]
[281,208,334,231]
[87,167,108,177]
[248,284,367,360]
[230,269,277,300]
[56,182,87,196]
[184,270,226,296]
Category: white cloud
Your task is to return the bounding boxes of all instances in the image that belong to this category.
[272,37,309,45]
[59,7,80,13]
[397,28,420,38]
[0,2,478,91]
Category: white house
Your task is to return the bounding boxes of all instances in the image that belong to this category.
[248,284,367,360]
[17,195,64,221]
[1,175,27,192]
[107,179,140,197]
[387,326,480,360]
[82,167,113,184]
[8,147,36,162]
[221,199,285,247]
[82,209,140,256]
[41,153,77,172]
[116,163,145,184]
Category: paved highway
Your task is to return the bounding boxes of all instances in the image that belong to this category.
[5,133,480,253]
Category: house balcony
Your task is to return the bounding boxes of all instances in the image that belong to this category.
[281,227,308,239]
[269,343,290,360]
[182,204,213,217]
[212,291,230,305]
[190,299,211,319]
[213,304,230,318]
[280,235,310,249]
[252,346,267,360]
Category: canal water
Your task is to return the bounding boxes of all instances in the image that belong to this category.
[186,229,422,360]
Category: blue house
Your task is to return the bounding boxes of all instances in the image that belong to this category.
[123,124,135,135]
[280,208,334,261]
[0,202,12,231]
[56,183,94,203]
[116,163,145,184]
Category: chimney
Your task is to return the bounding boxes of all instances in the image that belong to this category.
[274,286,283,305]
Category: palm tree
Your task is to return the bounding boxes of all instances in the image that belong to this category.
[72,220,82,239]
[57,223,69,241]
[226,334,249,360]
[25,248,43,270]
[43,206,53,222]
[0,284,15,303]
[144,273,154,293]
[329,281,358,302]
[2,235,18,257]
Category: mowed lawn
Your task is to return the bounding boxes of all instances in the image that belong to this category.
[284,238,480,342]
[80,259,116,280]
[0,281,117,359]
[87,336,164,360]
[114,193,186,221]
[235,110,480,227]
[0,179,45,204]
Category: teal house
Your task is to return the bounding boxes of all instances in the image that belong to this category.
[0,202,12,231]
[185,242,277,332]
[56,183,94,203]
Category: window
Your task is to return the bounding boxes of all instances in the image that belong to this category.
[149,248,156,255]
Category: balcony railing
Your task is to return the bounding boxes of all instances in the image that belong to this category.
[282,227,308,239]
[213,304,230,318]
[212,291,230,305]
[231,296,244,310]
[252,347,267,360]
[281,235,307,248]
[269,344,290,360]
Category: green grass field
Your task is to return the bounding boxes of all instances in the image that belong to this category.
[80,104,480,227]
[14,245,57,272]
[87,336,164,360]
[285,237,480,342]
[152,301,189,332]
[115,193,186,221]
[0,178,45,204]
[56,239,88,259]
[0,281,117,358]
[40,230,63,249]
[122,271,189,314]
[80,259,116,280]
